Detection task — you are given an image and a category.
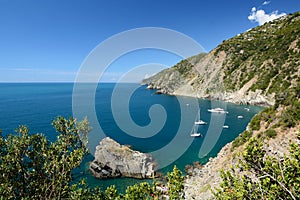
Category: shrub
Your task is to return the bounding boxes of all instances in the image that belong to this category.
[231,131,253,150]
[264,129,277,139]
[249,114,261,131]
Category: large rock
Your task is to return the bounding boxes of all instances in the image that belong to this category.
[90,137,155,179]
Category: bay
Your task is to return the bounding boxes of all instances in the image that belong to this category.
[0,83,262,192]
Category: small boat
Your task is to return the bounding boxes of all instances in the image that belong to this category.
[194,110,207,125]
[191,114,202,137]
[208,107,228,114]
[223,125,229,129]
[244,108,250,111]
[237,115,244,119]
[191,132,201,137]
[195,120,207,125]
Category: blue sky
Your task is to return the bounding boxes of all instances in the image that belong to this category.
[0,0,299,82]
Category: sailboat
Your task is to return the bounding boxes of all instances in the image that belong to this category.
[194,110,207,125]
[191,110,202,137]
[191,124,201,137]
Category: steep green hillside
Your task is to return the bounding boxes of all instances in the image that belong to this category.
[143,12,300,106]
[217,12,300,94]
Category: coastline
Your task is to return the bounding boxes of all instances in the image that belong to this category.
[142,83,274,107]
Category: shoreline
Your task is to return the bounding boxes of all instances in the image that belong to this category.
[142,83,272,107]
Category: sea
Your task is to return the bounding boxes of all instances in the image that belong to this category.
[0,83,262,192]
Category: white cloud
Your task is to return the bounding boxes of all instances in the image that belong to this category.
[262,1,271,6]
[248,7,286,25]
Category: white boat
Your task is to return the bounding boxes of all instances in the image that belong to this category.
[194,110,207,125]
[191,125,202,137]
[208,107,228,114]
[223,125,229,128]
[237,115,244,119]
[244,108,250,111]
[191,113,202,137]
[195,120,207,125]
[191,132,201,137]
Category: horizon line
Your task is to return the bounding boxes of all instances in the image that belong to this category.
[0,81,142,84]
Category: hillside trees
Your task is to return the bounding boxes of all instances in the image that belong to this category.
[214,131,300,199]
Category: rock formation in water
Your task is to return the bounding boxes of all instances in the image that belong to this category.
[90,137,155,179]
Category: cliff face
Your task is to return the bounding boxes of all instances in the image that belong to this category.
[90,137,155,179]
[142,12,300,106]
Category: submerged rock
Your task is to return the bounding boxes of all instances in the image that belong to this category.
[90,137,156,179]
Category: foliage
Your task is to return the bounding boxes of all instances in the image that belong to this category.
[0,120,185,199]
[100,166,184,200]
[216,12,300,93]
[77,116,92,149]
[249,114,262,131]
[173,53,206,79]
[123,182,153,200]
[231,130,253,151]
[167,165,185,200]
[0,116,90,199]
[214,134,300,200]
[264,129,277,139]
[105,185,118,200]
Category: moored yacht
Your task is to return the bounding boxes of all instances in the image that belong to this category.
[208,107,228,114]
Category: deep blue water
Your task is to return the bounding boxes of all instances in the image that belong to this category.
[0,83,262,192]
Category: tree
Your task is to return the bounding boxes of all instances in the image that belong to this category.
[214,131,300,200]
[167,165,185,199]
[0,116,186,199]
[0,116,90,199]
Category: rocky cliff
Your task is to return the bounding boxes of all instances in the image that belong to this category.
[142,12,300,106]
[90,137,155,179]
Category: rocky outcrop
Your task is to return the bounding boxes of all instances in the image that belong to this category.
[90,137,155,179]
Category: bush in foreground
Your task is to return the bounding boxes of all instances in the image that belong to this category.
[214,131,300,200]
[0,117,184,200]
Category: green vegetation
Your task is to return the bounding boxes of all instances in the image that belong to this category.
[217,13,300,198]
[216,12,300,94]
[231,130,253,150]
[264,129,277,139]
[174,59,195,77]
[249,114,262,131]
[0,117,89,199]
[173,53,206,78]
[232,82,300,149]
[0,117,185,199]
[214,131,300,199]
[167,165,185,199]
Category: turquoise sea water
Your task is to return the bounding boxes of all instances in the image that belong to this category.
[0,83,262,192]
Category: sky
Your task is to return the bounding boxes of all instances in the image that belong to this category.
[0,0,299,82]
